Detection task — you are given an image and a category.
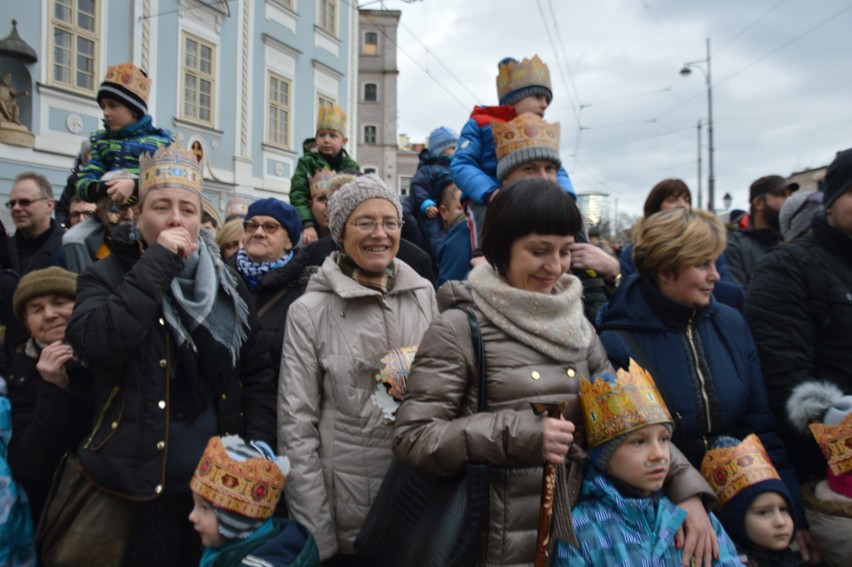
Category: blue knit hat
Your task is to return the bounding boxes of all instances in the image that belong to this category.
[428,127,458,156]
[246,198,302,247]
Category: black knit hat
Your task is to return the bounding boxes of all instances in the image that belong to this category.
[824,148,852,208]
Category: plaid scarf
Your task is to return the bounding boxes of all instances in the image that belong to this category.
[335,252,396,294]
[234,249,293,289]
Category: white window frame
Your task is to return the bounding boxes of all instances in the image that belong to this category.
[48,0,100,94]
[363,125,377,145]
[181,32,217,127]
[318,93,335,108]
[270,0,294,10]
[317,0,338,36]
[266,71,292,150]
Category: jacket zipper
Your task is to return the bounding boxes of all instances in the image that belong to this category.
[686,314,712,440]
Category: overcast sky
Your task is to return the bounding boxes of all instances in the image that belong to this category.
[365,0,852,216]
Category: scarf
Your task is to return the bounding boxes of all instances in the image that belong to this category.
[199,518,277,567]
[336,252,396,294]
[467,263,594,361]
[234,249,294,289]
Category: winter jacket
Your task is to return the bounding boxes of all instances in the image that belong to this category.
[289,149,360,228]
[744,213,852,482]
[436,218,471,286]
[76,115,174,203]
[725,227,779,288]
[65,226,277,499]
[409,149,453,255]
[800,481,852,567]
[450,106,575,206]
[553,465,741,566]
[599,275,805,525]
[278,254,437,560]
[204,519,320,567]
[393,279,715,567]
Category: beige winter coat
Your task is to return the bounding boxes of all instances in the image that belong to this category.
[278,255,438,560]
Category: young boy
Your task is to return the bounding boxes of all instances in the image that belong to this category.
[555,359,740,566]
[409,126,458,255]
[701,435,803,566]
[450,55,575,256]
[290,105,359,245]
[189,435,319,566]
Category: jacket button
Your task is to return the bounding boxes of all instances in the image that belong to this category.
[158,400,166,410]
[531,371,541,380]
[155,484,163,494]
[220,393,226,401]
[566,368,575,378]
[156,441,165,450]
[159,359,167,368]
[110,421,118,430]
[158,318,165,326]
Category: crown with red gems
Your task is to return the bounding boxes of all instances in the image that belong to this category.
[580,358,673,449]
[700,434,781,507]
[190,436,287,519]
[139,145,203,200]
[317,104,347,135]
[809,413,852,477]
[496,55,552,105]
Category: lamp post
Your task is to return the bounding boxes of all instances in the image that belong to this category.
[723,192,732,211]
[680,38,714,213]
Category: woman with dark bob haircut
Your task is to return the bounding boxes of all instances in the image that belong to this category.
[394,179,719,566]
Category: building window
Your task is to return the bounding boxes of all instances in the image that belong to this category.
[364,125,377,145]
[50,0,99,93]
[364,31,378,55]
[318,94,335,108]
[399,176,412,196]
[271,0,293,10]
[364,83,377,102]
[182,33,216,125]
[267,72,291,149]
[318,0,337,36]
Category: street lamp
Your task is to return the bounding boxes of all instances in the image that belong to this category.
[680,38,715,213]
[723,192,732,211]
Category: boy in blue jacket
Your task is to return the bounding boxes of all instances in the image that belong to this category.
[409,126,457,255]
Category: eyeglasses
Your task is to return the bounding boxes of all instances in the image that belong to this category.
[70,210,95,220]
[347,219,403,233]
[243,220,282,234]
[5,197,48,209]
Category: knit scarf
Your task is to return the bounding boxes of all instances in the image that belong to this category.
[234,248,294,289]
[335,252,396,294]
[162,231,250,367]
[199,519,277,567]
[467,263,594,361]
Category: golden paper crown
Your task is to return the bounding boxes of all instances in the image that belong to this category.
[190,436,286,519]
[139,145,203,200]
[317,104,347,135]
[496,55,552,104]
[809,413,852,477]
[492,113,560,160]
[310,169,336,197]
[580,358,673,449]
[700,434,782,507]
[102,63,151,106]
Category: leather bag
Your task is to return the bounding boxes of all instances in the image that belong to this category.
[355,307,490,567]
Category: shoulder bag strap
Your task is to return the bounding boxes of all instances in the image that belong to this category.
[256,287,289,319]
[457,307,487,414]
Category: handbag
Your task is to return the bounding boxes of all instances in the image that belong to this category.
[355,307,490,567]
[36,452,136,567]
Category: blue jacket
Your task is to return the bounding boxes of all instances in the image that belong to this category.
[409,148,453,214]
[554,465,740,566]
[598,276,805,525]
[435,218,470,287]
[451,106,575,205]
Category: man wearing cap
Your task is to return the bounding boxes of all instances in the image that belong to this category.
[745,148,852,485]
[726,175,798,287]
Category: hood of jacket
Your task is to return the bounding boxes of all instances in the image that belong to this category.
[307,254,432,300]
[417,147,452,167]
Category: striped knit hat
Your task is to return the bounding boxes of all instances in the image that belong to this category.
[98,63,150,118]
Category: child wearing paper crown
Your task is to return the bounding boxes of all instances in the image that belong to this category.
[701,435,804,566]
[189,435,319,567]
[289,105,360,246]
[408,126,458,255]
[450,55,576,259]
[554,360,740,566]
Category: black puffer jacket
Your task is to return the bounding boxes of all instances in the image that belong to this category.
[745,213,852,482]
[65,227,277,499]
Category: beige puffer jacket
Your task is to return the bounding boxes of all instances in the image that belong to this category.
[278,255,438,560]
[394,280,715,567]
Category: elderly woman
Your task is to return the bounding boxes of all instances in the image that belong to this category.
[6,267,94,524]
[598,208,816,559]
[394,179,718,567]
[278,173,438,563]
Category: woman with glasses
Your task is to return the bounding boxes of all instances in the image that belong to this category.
[278,174,438,565]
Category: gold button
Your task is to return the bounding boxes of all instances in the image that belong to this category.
[158,317,165,325]
[567,369,575,378]
[220,393,227,401]
[159,359,167,368]
[156,441,165,450]
[155,484,163,494]
[110,421,118,430]
[531,371,541,380]
[158,400,166,409]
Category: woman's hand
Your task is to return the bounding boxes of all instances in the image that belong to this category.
[568,243,619,279]
[675,495,718,567]
[36,341,74,390]
[795,528,821,565]
[541,415,574,464]
[105,178,135,204]
[302,227,318,245]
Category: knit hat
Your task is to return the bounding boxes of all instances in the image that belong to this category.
[316,104,347,135]
[97,63,151,118]
[496,55,552,106]
[245,197,302,247]
[225,196,249,222]
[824,148,852,208]
[493,113,561,181]
[749,175,799,202]
[428,127,458,156]
[701,435,793,550]
[328,173,402,246]
[13,267,78,324]
[779,191,823,241]
[191,435,290,540]
[138,145,203,203]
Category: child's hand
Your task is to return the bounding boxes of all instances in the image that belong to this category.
[105,178,135,204]
[302,227,318,245]
[425,206,439,219]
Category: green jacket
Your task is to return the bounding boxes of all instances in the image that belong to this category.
[290,150,359,227]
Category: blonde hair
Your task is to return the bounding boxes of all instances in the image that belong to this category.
[216,219,244,250]
[633,208,726,280]
[325,173,359,199]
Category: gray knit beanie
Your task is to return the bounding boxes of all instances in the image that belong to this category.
[779,191,823,242]
[328,173,402,246]
[590,422,675,471]
[497,146,562,181]
[492,113,561,181]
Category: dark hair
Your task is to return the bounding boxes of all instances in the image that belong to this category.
[482,178,582,276]
[643,178,691,217]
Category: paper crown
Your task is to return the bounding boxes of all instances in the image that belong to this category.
[496,55,552,105]
[493,113,560,160]
[700,434,782,507]
[317,104,347,135]
[139,145,203,200]
[809,413,852,477]
[309,169,336,196]
[99,63,151,116]
[190,436,286,520]
[580,358,673,449]
[226,195,249,219]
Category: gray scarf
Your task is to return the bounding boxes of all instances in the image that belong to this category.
[467,263,594,361]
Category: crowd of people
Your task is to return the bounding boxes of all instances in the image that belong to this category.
[0,53,848,567]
